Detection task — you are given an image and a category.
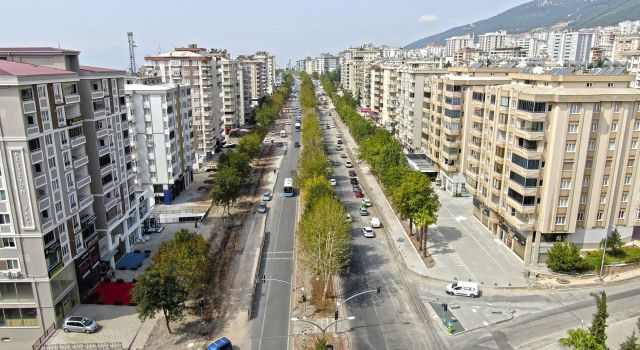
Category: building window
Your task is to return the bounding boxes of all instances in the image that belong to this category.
[588,139,596,150]
[48,157,56,169]
[591,121,598,132]
[580,194,587,204]
[0,214,10,225]
[624,175,631,185]
[614,103,622,113]
[45,134,52,146]
[0,237,16,249]
[600,193,607,204]
[629,159,635,167]
[611,122,618,132]
[603,176,609,186]
[0,259,20,271]
[570,104,581,114]
[586,82,593,87]
[0,307,39,327]
[577,212,584,221]
[55,201,63,213]
[618,210,625,219]
[555,216,566,225]
[596,211,603,221]
[568,123,578,133]
[608,139,615,150]
[558,197,568,207]
[622,192,629,202]
[52,179,59,192]
[565,143,576,152]
[583,176,590,187]
[608,83,614,88]
[593,104,601,113]
[560,179,571,189]
[41,110,50,123]
[632,139,638,149]
[635,121,640,131]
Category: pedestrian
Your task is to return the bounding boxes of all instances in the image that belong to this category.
[273,169,276,174]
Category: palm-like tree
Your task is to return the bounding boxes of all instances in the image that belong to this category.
[414,210,437,257]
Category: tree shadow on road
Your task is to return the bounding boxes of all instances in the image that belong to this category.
[426,226,463,256]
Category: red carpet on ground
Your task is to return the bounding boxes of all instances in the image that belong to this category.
[89,282,134,305]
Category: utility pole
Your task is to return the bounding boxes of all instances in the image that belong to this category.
[127,32,137,76]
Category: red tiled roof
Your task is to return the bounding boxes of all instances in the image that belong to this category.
[0,60,75,77]
[80,65,122,73]
[0,47,79,54]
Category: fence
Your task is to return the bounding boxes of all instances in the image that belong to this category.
[32,323,56,350]
[41,342,123,350]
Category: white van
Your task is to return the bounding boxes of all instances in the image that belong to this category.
[445,281,479,297]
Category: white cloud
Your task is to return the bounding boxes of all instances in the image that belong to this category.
[418,14,439,25]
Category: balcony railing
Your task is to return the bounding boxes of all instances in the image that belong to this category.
[66,115,85,127]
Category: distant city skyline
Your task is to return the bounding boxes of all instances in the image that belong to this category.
[0,0,527,69]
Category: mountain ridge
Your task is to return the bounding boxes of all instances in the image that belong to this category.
[405,0,640,49]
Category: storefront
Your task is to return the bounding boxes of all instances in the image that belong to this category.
[499,219,527,260]
[472,197,490,227]
[74,239,101,301]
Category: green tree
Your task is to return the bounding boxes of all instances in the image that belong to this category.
[301,175,334,210]
[132,268,187,334]
[546,242,589,273]
[238,133,262,159]
[590,291,608,347]
[559,328,606,350]
[414,209,437,257]
[209,166,242,217]
[151,229,211,295]
[379,166,409,189]
[601,229,625,256]
[619,318,640,350]
[392,172,440,236]
[314,336,328,350]
[297,196,351,299]
[218,151,252,180]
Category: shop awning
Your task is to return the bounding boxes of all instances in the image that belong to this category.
[101,248,118,262]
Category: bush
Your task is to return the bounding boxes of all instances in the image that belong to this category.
[546,242,590,273]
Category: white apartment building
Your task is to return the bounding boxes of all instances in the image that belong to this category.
[209,49,245,131]
[478,30,509,52]
[369,61,401,130]
[251,51,276,95]
[317,53,339,74]
[547,32,598,65]
[445,35,473,56]
[143,44,223,169]
[466,67,640,264]
[0,47,149,349]
[339,45,382,104]
[125,83,195,206]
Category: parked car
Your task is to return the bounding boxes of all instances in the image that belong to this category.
[350,178,358,185]
[345,161,353,168]
[277,142,284,147]
[207,337,233,350]
[294,141,300,148]
[337,139,343,145]
[340,153,348,159]
[258,201,267,213]
[262,191,272,201]
[446,281,480,298]
[348,170,357,177]
[330,178,337,186]
[331,160,340,166]
[335,146,342,151]
[286,120,291,125]
[346,213,352,222]
[336,134,342,139]
[326,125,331,129]
[362,227,375,238]
[370,217,381,228]
[362,198,372,207]
[355,189,364,198]
[352,183,360,192]
[359,208,369,216]
[63,316,99,334]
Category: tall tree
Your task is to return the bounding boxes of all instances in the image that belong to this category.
[590,291,609,347]
[414,209,437,256]
[209,166,242,217]
[559,328,606,350]
[218,151,252,180]
[132,268,187,334]
[301,175,334,210]
[151,229,211,296]
[392,172,440,236]
[601,228,625,256]
[238,133,262,159]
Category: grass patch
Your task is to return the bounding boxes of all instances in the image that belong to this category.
[584,246,640,269]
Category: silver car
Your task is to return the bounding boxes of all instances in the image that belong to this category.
[63,316,99,334]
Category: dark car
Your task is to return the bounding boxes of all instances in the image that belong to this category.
[326,125,330,129]
[337,139,343,145]
[348,170,357,177]
[331,160,340,166]
[352,183,360,192]
[277,142,284,147]
[294,141,300,148]
[350,178,358,185]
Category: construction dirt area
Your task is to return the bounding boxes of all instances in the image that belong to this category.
[141,144,278,350]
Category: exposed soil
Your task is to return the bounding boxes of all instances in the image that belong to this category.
[399,220,437,269]
[142,145,277,349]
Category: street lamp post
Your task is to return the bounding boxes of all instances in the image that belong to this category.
[599,224,615,281]
[291,316,355,340]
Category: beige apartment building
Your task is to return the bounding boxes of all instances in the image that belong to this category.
[339,45,382,103]
[422,66,516,195]
[466,67,640,264]
[370,61,401,130]
[209,49,245,131]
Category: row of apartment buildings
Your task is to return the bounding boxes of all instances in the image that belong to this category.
[0,44,277,348]
[141,45,276,169]
[295,53,339,75]
[358,59,640,266]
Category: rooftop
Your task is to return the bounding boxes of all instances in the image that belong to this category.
[0,60,75,77]
[0,47,79,55]
[80,65,122,73]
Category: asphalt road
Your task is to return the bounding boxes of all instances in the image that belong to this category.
[248,86,302,350]
[319,89,447,349]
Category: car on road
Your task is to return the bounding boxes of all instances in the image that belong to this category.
[258,201,267,213]
[352,183,360,192]
[362,227,375,238]
[350,178,358,185]
[340,153,348,159]
[348,170,357,177]
[446,281,479,298]
[330,178,337,186]
[207,337,233,350]
[336,134,341,139]
[362,198,372,207]
[359,208,369,216]
[294,141,300,148]
[370,217,381,228]
[346,213,352,222]
[355,189,364,198]
[63,316,99,334]
[345,161,353,168]
[286,120,291,125]
[270,131,276,136]
[335,146,342,151]
[262,192,272,201]
[337,139,343,144]
[326,124,330,129]
[277,142,284,147]
[330,124,335,128]
[331,160,340,166]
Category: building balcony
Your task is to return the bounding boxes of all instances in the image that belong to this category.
[97,145,110,158]
[79,195,93,210]
[26,124,39,137]
[64,94,80,104]
[515,109,547,122]
[502,211,535,232]
[511,144,543,159]
[504,195,536,215]
[104,196,118,210]
[91,91,104,100]
[512,126,545,141]
[94,109,107,119]
[70,135,86,148]
[76,174,91,189]
[66,115,85,127]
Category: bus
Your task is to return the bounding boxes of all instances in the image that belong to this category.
[295,122,301,131]
[283,177,294,197]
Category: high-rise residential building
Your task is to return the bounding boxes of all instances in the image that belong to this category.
[369,61,401,130]
[0,47,150,349]
[396,61,446,153]
[251,51,276,95]
[478,30,509,52]
[142,44,223,169]
[239,58,266,105]
[547,32,598,65]
[125,82,195,205]
[466,68,640,264]
[339,45,382,104]
[422,66,516,196]
[317,53,339,74]
[612,34,640,62]
[619,49,640,88]
[445,35,473,56]
[209,49,245,131]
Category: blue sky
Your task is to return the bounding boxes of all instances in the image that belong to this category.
[1,0,527,70]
